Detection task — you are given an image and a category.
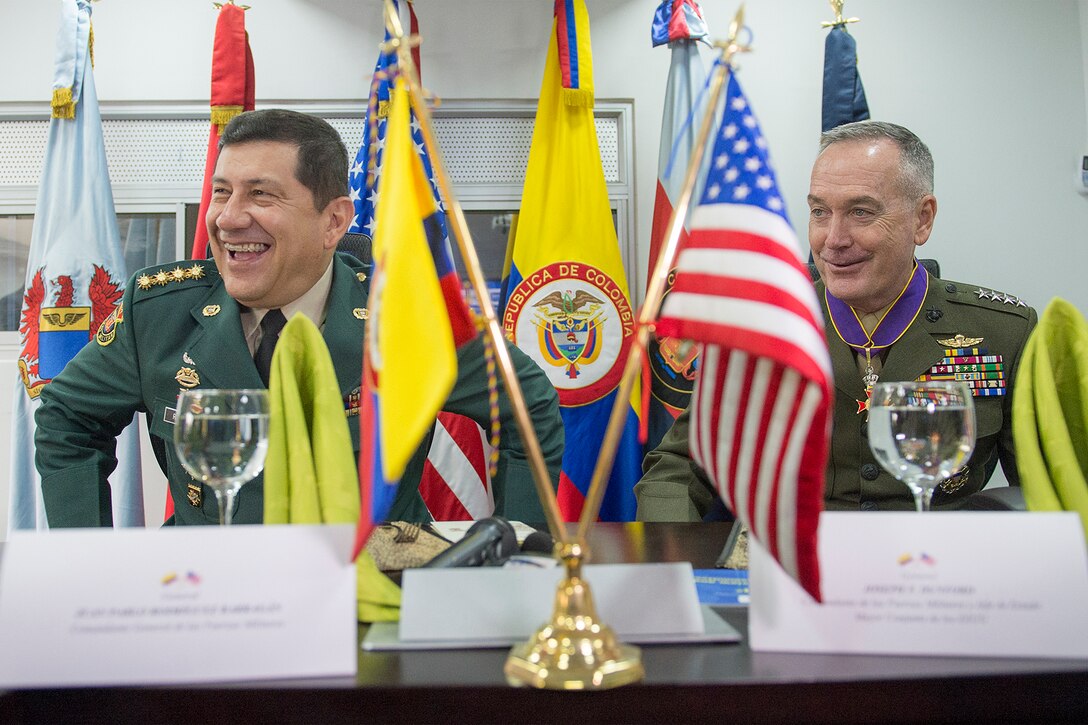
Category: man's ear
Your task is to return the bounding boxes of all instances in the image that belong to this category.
[323,196,355,251]
[913,194,937,247]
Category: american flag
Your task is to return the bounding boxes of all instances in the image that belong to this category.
[655,68,832,600]
[347,20,448,248]
[347,3,491,524]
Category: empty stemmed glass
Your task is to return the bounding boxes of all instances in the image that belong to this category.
[173,389,270,525]
[867,381,976,512]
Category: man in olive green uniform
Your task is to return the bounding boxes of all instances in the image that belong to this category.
[636,121,1036,519]
[36,109,563,527]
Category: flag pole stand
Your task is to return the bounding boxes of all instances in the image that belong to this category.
[505,5,750,691]
[504,539,642,690]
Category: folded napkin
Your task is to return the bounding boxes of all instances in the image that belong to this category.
[263,313,401,621]
[1012,298,1088,540]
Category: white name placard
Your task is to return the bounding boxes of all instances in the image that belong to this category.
[749,512,1088,659]
[0,524,357,688]
[400,563,709,644]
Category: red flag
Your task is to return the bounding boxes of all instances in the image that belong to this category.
[656,69,832,601]
[191,3,255,260]
[166,2,254,522]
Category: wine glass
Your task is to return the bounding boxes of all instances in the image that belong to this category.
[867,381,976,512]
[173,389,270,525]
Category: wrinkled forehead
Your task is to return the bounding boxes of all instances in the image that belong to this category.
[809,139,906,202]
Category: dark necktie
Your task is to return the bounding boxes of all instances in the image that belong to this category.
[253,308,287,387]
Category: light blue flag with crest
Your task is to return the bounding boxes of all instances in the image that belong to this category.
[8,0,144,530]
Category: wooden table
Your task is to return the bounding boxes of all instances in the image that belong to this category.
[2,523,1086,723]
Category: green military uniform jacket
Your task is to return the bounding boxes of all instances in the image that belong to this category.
[635,271,1037,520]
[36,254,563,527]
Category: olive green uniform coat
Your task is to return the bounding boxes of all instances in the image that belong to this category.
[36,254,563,526]
[634,273,1037,520]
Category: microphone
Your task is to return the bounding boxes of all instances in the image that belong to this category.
[519,530,556,557]
[501,529,559,569]
[422,517,519,568]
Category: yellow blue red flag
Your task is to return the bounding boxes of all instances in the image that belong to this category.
[354,79,476,554]
[501,0,642,521]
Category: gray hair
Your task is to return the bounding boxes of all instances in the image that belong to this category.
[818,121,934,200]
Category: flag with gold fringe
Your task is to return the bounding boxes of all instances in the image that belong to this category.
[500,0,642,521]
[353,79,477,556]
[162,1,254,521]
[9,0,143,531]
[190,1,254,259]
[347,0,494,522]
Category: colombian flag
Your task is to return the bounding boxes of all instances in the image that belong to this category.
[355,79,476,555]
[500,0,642,521]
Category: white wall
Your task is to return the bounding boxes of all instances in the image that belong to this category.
[3,0,1081,305]
[2,0,1087,535]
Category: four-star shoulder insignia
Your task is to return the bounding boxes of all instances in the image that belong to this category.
[136,264,207,291]
[973,287,1028,308]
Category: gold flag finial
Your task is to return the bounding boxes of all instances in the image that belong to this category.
[713,3,751,65]
[379,0,422,57]
[822,0,859,28]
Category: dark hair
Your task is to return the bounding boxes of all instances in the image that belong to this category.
[818,120,934,200]
[218,109,349,210]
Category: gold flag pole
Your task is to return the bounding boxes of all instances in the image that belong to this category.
[821,0,859,28]
[379,0,564,541]
[575,5,751,542]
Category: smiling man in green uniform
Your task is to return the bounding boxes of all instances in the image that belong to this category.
[636,121,1036,519]
[35,109,563,527]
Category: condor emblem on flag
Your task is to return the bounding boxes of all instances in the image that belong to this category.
[504,262,633,406]
[38,305,90,379]
[19,265,123,398]
[534,289,604,379]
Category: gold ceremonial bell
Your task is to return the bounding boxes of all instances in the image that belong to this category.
[504,539,643,690]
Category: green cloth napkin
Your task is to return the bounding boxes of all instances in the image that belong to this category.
[1012,298,1088,540]
[263,313,401,621]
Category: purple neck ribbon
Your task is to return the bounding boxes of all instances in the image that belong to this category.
[825,261,929,353]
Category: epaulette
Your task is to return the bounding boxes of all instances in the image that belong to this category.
[131,262,219,301]
[940,280,1033,319]
[336,251,371,285]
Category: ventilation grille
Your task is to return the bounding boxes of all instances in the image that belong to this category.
[0,114,620,190]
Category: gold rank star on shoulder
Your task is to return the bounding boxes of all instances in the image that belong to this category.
[137,264,205,291]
